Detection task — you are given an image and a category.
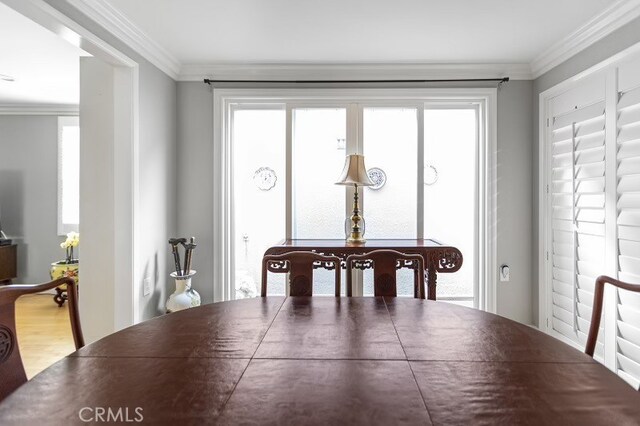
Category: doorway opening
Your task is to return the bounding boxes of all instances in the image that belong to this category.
[3,0,140,342]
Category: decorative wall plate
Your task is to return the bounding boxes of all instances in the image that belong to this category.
[253,167,277,191]
[367,167,386,190]
[424,164,439,186]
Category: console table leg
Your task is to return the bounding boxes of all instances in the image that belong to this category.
[53,286,67,307]
[426,268,437,300]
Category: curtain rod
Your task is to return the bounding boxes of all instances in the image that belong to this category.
[204,77,509,84]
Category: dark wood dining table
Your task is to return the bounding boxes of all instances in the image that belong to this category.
[264,239,463,300]
[1,297,639,425]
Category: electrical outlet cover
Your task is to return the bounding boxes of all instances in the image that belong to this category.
[500,265,510,282]
[143,277,152,296]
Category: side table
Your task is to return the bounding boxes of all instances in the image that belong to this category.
[49,261,79,307]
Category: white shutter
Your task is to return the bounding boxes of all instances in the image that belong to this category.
[616,83,640,389]
[550,99,606,357]
[545,53,640,391]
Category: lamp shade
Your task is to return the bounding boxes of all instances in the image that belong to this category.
[335,154,374,186]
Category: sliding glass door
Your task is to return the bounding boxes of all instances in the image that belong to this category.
[424,108,478,305]
[232,107,286,297]
[228,98,481,304]
[291,107,348,295]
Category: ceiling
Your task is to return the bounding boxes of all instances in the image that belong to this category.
[104,0,616,65]
[0,0,629,102]
[0,2,88,106]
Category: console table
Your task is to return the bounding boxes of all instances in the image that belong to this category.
[264,239,463,300]
[0,244,17,285]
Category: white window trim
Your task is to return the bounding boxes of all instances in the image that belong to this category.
[57,115,80,236]
[214,88,497,312]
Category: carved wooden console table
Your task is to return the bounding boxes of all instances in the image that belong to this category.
[264,239,463,300]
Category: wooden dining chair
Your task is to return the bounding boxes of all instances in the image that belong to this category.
[345,249,426,299]
[0,277,84,401]
[585,275,640,358]
[261,251,342,297]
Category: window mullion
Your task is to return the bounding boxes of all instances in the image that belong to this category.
[417,106,425,239]
[345,103,360,221]
[346,103,363,296]
[285,105,293,239]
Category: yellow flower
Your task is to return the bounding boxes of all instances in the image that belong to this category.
[64,232,80,247]
[60,232,79,251]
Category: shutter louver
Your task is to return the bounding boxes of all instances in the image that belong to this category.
[550,101,606,357]
[616,85,640,389]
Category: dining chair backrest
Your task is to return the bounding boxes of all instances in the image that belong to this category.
[0,277,84,402]
[585,275,640,360]
[261,251,342,297]
[345,249,425,298]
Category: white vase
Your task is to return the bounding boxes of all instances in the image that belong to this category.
[166,270,201,313]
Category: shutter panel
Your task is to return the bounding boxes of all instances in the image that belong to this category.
[616,84,640,389]
[546,58,640,390]
[550,100,606,357]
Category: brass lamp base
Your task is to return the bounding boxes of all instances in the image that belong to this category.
[347,233,366,244]
[345,184,366,244]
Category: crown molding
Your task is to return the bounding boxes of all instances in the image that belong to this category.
[530,0,640,78]
[66,0,180,79]
[57,0,640,83]
[178,63,533,82]
[0,104,79,115]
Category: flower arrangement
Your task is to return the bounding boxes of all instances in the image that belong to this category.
[60,231,79,264]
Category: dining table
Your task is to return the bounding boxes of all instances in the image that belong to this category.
[0,297,639,425]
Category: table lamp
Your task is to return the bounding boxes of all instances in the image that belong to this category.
[336,154,374,243]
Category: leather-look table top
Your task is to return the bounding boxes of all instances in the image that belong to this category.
[0,297,639,425]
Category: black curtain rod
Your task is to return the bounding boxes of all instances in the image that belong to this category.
[204,77,509,84]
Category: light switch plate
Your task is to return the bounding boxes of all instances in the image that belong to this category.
[143,277,152,296]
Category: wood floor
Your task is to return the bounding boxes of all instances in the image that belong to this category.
[15,294,76,379]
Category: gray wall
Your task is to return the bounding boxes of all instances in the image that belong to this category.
[532,15,640,326]
[138,63,178,320]
[497,81,533,324]
[0,115,66,284]
[176,82,214,303]
[43,1,178,322]
[177,81,535,324]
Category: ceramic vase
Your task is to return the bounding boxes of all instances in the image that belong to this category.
[50,260,79,284]
[166,270,201,313]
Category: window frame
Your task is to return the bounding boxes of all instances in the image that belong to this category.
[214,88,497,311]
[57,115,80,236]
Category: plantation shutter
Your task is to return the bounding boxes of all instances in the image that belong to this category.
[546,56,640,390]
[616,82,640,389]
[550,95,606,357]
